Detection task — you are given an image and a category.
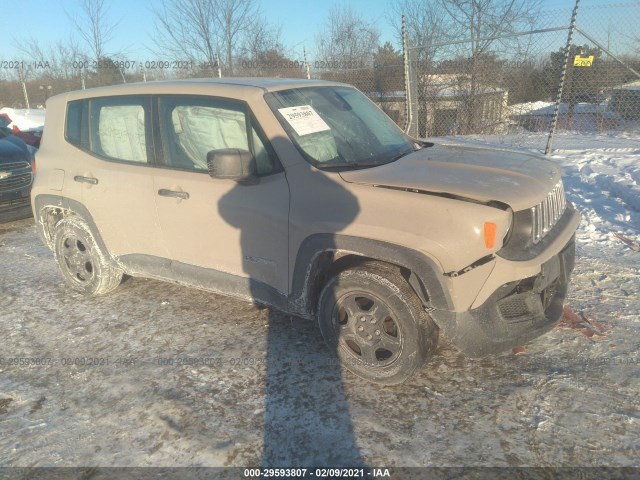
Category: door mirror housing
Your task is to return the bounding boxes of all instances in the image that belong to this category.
[207,148,259,184]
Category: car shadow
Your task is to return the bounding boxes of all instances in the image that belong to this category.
[218,146,365,467]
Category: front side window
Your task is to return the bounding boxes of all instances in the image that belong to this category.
[158,96,280,176]
[89,97,150,163]
[265,86,415,169]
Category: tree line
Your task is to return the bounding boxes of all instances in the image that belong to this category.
[2,0,638,115]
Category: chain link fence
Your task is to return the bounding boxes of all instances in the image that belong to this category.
[234,1,640,153]
[403,2,640,151]
[312,62,406,124]
[2,1,638,154]
[233,55,408,130]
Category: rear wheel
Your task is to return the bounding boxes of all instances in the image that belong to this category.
[318,262,439,385]
[53,217,123,296]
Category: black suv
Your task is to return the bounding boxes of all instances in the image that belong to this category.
[0,121,34,221]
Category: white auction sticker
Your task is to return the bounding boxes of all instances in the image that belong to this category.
[278,105,330,136]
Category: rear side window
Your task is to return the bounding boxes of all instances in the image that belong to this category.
[65,100,88,148]
[65,96,151,164]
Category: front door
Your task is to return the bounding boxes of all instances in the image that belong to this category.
[152,95,290,295]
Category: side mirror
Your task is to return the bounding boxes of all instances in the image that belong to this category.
[206,148,259,184]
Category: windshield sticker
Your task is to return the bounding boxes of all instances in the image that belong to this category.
[278,105,330,136]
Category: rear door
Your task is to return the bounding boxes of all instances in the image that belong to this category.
[152,95,290,294]
[66,96,167,259]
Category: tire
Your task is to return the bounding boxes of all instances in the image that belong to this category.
[52,216,123,296]
[318,262,439,385]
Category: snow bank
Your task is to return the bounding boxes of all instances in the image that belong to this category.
[508,102,610,117]
[0,107,46,131]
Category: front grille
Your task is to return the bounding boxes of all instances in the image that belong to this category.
[0,196,30,211]
[531,180,566,244]
[0,161,32,192]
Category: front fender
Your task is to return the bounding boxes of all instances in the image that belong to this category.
[288,234,453,318]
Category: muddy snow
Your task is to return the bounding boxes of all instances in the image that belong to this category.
[1,132,639,469]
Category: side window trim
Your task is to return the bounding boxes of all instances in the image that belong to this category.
[248,113,284,177]
[64,100,89,149]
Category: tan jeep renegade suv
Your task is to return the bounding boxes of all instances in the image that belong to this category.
[32,79,580,384]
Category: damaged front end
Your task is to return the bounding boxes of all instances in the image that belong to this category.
[432,236,576,357]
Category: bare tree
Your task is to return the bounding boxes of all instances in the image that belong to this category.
[387,0,449,68]
[15,36,86,83]
[241,17,284,62]
[439,0,542,134]
[315,5,380,65]
[237,18,302,77]
[152,0,258,75]
[214,0,258,74]
[67,0,119,61]
[440,0,542,59]
[152,0,220,71]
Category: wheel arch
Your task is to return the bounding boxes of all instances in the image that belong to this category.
[288,234,453,318]
[33,194,110,257]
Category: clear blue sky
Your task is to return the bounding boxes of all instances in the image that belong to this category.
[0,0,615,61]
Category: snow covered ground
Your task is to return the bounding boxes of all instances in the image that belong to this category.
[507,101,611,117]
[0,131,638,470]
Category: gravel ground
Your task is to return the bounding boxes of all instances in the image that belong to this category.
[0,217,639,470]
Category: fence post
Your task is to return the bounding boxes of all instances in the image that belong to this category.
[545,0,580,154]
[303,47,311,80]
[216,54,222,78]
[21,82,30,110]
[402,15,419,137]
[18,66,30,109]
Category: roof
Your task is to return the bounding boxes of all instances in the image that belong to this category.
[55,77,349,103]
[141,77,346,91]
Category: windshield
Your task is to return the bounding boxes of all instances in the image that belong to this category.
[265,86,415,169]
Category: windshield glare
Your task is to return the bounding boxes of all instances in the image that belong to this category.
[265,86,414,168]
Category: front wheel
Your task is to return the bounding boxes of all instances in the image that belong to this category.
[318,262,439,385]
[53,217,123,296]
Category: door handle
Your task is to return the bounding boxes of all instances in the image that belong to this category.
[158,188,189,200]
[74,175,98,185]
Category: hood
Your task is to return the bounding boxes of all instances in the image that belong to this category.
[339,144,561,211]
[0,135,31,163]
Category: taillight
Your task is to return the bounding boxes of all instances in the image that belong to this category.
[32,159,36,174]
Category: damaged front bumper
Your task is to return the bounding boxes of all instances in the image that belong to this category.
[433,236,576,357]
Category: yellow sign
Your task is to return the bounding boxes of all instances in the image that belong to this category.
[573,55,594,67]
